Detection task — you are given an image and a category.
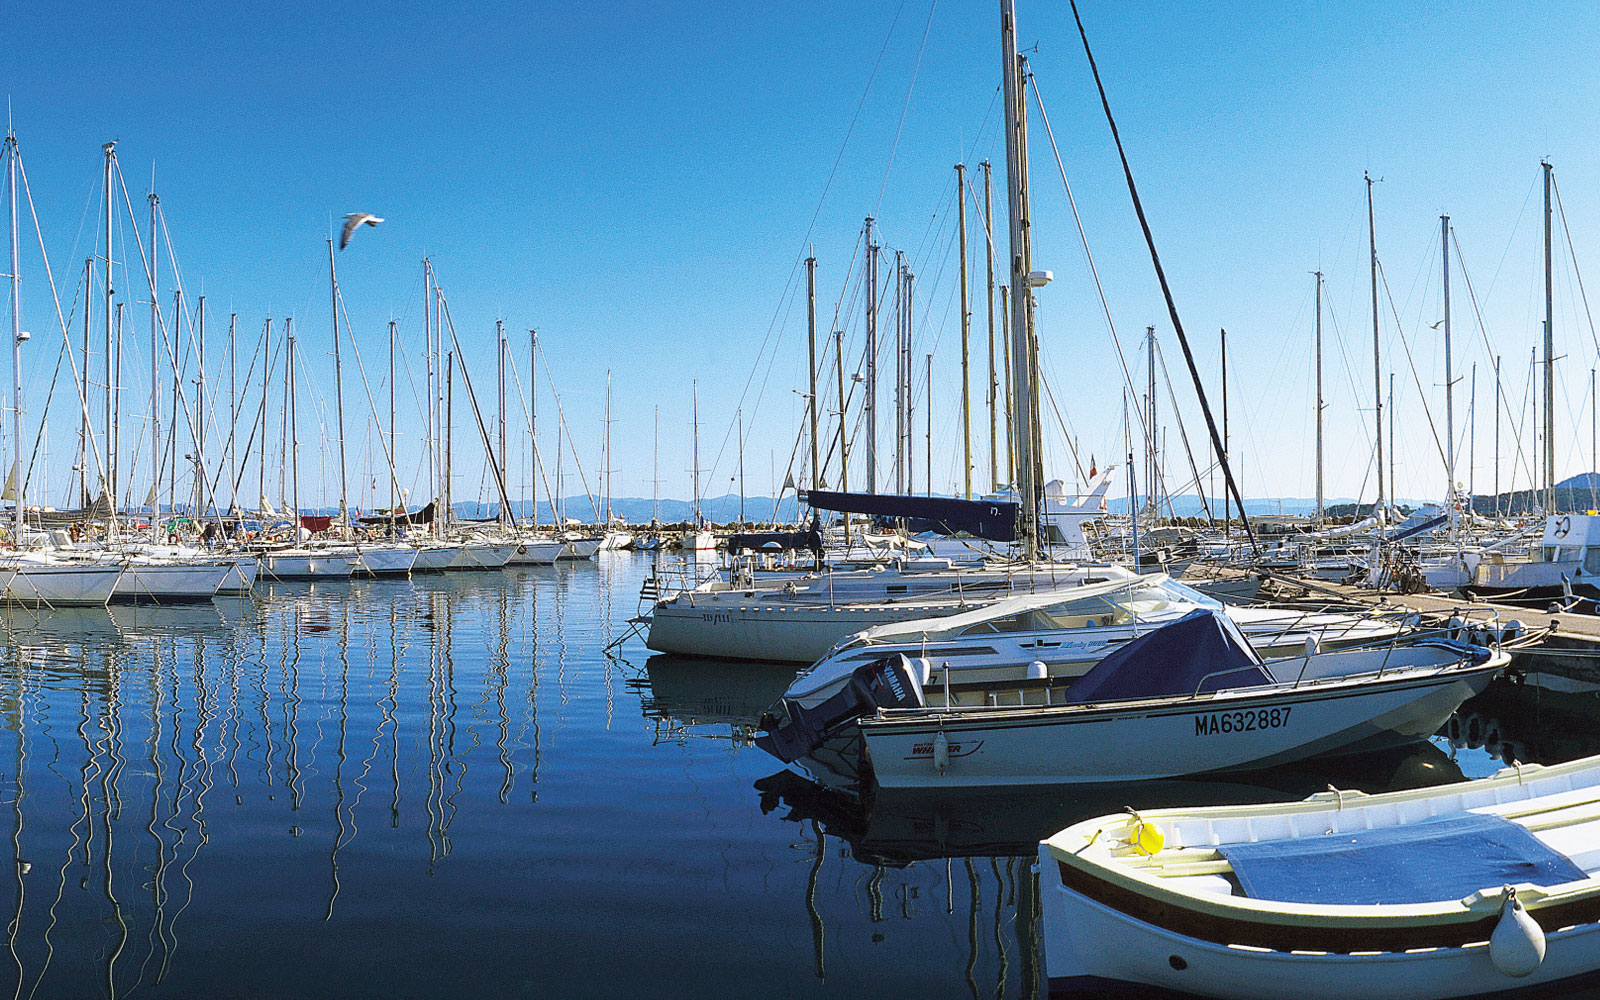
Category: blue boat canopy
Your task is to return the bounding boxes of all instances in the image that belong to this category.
[1219,812,1588,905]
[802,490,1018,542]
[1061,609,1271,703]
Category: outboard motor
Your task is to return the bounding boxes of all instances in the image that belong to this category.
[757,655,928,763]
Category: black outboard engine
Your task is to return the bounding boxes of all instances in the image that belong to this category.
[757,655,928,763]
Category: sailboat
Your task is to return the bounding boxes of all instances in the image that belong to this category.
[682,379,716,552]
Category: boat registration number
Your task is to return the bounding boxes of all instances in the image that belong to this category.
[1194,706,1291,737]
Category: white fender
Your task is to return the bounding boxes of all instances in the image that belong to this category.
[1490,889,1546,978]
[932,730,950,775]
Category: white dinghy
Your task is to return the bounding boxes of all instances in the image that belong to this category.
[757,610,1505,790]
[1038,752,1600,1000]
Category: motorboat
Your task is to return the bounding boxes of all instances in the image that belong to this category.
[1038,752,1600,999]
[757,609,1505,790]
[781,575,1410,708]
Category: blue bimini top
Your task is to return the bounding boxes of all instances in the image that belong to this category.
[1217,811,1589,905]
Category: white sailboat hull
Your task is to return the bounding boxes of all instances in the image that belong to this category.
[216,558,259,595]
[559,538,601,561]
[410,545,458,573]
[5,563,122,606]
[449,542,515,570]
[507,539,565,565]
[258,551,359,581]
[112,562,230,603]
[357,546,418,576]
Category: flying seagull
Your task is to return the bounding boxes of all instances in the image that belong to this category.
[340,212,384,250]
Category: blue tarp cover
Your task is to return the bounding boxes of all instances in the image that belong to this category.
[1218,812,1589,905]
[1061,610,1272,704]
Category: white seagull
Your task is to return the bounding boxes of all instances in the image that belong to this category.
[340,212,384,250]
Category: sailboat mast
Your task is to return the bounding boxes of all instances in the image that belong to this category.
[328,239,349,534]
[1001,0,1040,559]
[102,144,114,514]
[834,328,849,542]
[196,294,207,517]
[80,257,90,507]
[1221,328,1229,533]
[259,317,271,513]
[982,160,998,493]
[652,403,659,523]
[1146,326,1157,515]
[603,368,612,523]
[445,352,453,528]
[6,133,22,540]
[926,352,933,496]
[805,249,820,491]
[1442,214,1454,498]
[737,406,744,524]
[1367,172,1383,515]
[957,162,972,499]
[389,319,397,518]
[1314,271,1324,523]
[149,189,160,521]
[537,329,544,531]
[498,321,508,524]
[691,379,701,527]
[864,217,878,493]
[1543,160,1555,511]
[423,260,436,533]
[288,320,299,530]
[1494,354,1501,516]
[228,313,237,509]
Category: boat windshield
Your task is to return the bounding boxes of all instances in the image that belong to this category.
[958,582,1185,634]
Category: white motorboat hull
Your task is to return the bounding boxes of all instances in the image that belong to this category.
[357,546,418,577]
[854,663,1495,789]
[1039,867,1600,1000]
[112,562,230,603]
[6,563,122,606]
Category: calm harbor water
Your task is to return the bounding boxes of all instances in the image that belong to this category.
[0,552,1594,999]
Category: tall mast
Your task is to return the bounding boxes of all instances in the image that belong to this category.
[737,406,744,524]
[6,133,22,540]
[328,239,349,535]
[652,403,659,523]
[498,320,508,524]
[603,368,612,523]
[102,143,114,512]
[258,317,271,513]
[805,250,820,491]
[80,258,90,507]
[1146,326,1157,516]
[925,352,933,496]
[691,379,701,527]
[1494,354,1501,517]
[228,313,237,509]
[445,352,453,529]
[1001,0,1042,560]
[423,260,436,533]
[1470,364,1477,501]
[1314,271,1324,523]
[1389,373,1396,505]
[1441,214,1454,498]
[1544,160,1555,511]
[864,217,878,493]
[1367,171,1384,516]
[288,320,299,529]
[957,162,972,499]
[537,329,544,531]
[388,319,397,517]
[1000,284,1012,485]
[982,159,998,493]
[834,328,849,543]
[149,187,160,519]
[196,295,207,517]
[905,262,915,492]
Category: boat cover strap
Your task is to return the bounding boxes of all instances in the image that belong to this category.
[1217,812,1588,905]
[1061,609,1270,703]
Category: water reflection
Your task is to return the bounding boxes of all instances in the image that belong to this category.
[1445,670,1600,769]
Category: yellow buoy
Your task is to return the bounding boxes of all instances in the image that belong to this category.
[1131,819,1165,856]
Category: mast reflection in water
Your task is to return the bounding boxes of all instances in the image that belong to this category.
[0,555,1590,999]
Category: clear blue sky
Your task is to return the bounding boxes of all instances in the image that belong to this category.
[4,1,1600,513]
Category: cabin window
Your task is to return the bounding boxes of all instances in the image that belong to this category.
[1585,548,1600,576]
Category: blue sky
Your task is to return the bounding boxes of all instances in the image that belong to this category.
[4,1,1600,513]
